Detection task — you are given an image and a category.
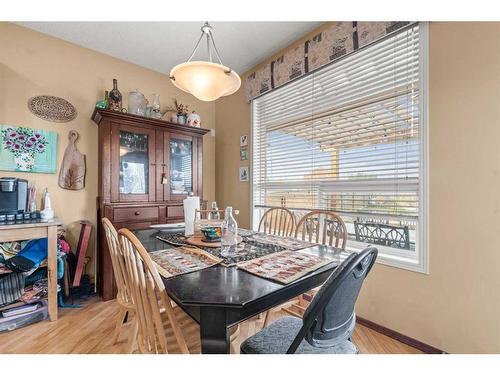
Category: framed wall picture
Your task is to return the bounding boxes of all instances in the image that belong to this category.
[239,166,249,182]
[0,125,58,173]
[240,146,248,161]
[240,135,248,147]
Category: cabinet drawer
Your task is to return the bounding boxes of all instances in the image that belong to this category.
[167,205,184,218]
[113,206,159,222]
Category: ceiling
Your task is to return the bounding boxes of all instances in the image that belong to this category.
[16,22,322,75]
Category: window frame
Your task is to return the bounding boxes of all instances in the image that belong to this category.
[250,22,429,274]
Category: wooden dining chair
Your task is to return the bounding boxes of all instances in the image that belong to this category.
[263,210,348,326]
[101,218,137,353]
[118,228,241,354]
[295,210,348,248]
[258,208,296,326]
[258,207,296,237]
[288,210,348,318]
[118,228,191,354]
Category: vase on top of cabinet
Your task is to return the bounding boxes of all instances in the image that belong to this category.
[128,89,148,116]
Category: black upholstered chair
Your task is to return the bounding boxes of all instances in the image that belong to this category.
[240,247,378,354]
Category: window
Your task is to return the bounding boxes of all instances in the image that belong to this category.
[252,23,428,272]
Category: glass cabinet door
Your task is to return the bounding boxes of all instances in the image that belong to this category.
[111,123,156,202]
[119,130,149,194]
[169,137,193,196]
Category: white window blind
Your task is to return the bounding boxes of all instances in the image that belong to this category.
[252,23,428,272]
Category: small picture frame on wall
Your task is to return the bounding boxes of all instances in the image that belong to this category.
[240,135,248,147]
[240,146,248,161]
[239,166,249,182]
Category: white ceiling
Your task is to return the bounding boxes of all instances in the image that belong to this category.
[16,22,322,75]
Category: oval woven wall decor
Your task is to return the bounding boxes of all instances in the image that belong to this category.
[28,95,77,123]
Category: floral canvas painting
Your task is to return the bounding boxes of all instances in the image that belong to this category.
[0,125,58,173]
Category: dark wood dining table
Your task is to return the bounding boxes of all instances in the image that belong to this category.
[135,229,349,354]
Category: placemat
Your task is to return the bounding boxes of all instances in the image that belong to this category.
[237,228,257,237]
[156,234,188,247]
[246,233,312,251]
[237,250,334,284]
[150,246,222,279]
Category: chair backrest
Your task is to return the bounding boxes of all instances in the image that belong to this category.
[118,228,189,354]
[258,207,296,237]
[295,210,347,249]
[102,218,132,305]
[287,247,378,353]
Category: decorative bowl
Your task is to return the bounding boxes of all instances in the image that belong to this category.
[200,226,222,242]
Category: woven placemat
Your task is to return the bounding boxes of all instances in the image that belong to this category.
[237,250,334,284]
[245,233,312,251]
[156,233,187,247]
[150,246,222,279]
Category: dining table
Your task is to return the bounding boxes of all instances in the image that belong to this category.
[135,228,349,354]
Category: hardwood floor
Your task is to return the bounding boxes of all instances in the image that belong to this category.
[0,298,422,354]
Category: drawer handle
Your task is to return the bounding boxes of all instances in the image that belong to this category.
[134,211,141,216]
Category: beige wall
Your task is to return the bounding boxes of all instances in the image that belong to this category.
[0,22,216,278]
[215,22,500,353]
[215,86,251,228]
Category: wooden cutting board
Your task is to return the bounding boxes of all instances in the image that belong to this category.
[58,130,86,190]
[186,235,243,248]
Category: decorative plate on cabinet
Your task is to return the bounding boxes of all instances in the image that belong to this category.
[28,95,77,122]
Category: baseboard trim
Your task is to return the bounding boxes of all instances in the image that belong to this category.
[356,317,446,354]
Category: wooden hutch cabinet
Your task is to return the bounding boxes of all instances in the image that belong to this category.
[92,108,210,300]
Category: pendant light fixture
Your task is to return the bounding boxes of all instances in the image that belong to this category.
[169,22,241,102]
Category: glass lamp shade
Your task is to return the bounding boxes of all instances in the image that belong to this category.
[170,61,241,102]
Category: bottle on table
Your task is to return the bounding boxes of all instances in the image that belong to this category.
[208,201,220,220]
[221,206,238,255]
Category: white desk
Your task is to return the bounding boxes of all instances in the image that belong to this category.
[0,220,60,321]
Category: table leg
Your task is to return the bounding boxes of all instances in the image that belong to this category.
[47,225,58,321]
[200,307,229,354]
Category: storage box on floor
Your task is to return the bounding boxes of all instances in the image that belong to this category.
[0,300,48,332]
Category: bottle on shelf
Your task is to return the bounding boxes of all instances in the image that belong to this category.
[109,78,122,111]
[104,90,109,109]
[208,201,220,220]
[40,188,54,221]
